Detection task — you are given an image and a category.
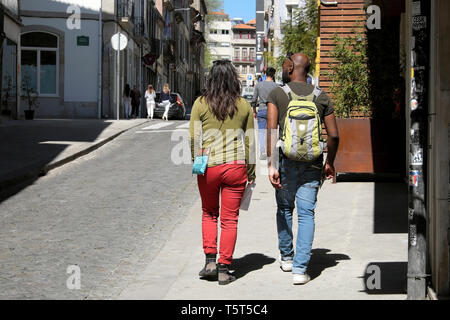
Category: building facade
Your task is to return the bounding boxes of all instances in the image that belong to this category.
[262,0,303,80]
[0,0,21,121]
[232,19,256,87]
[17,0,206,119]
[205,11,232,61]
[317,0,449,299]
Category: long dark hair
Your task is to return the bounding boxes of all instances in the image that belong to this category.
[124,84,131,97]
[203,60,241,121]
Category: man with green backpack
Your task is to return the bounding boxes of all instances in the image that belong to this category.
[266,52,339,285]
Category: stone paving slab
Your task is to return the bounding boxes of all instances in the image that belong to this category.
[119,161,408,300]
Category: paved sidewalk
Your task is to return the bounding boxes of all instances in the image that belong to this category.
[0,119,148,195]
[119,162,409,300]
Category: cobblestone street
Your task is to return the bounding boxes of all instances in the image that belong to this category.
[0,120,198,299]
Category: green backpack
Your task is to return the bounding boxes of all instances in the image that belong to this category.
[279,84,325,162]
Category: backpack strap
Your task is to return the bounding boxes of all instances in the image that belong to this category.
[312,86,322,103]
[282,84,322,102]
[281,84,293,101]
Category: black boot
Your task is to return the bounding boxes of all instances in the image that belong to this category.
[218,263,236,285]
[199,254,217,279]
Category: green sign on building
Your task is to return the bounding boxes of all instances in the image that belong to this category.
[77,36,89,46]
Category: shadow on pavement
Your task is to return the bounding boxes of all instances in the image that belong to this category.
[373,182,408,234]
[360,262,407,295]
[230,253,276,280]
[308,248,351,280]
[0,120,112,203]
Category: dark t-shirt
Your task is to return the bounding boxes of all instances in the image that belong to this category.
[266,82,334,135]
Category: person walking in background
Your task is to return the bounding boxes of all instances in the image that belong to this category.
[123,84,132,119]
[145,85,156,119]
[251,67,278,160]
[266,52,339,285]
[189,60,256,285]
[131,85,141,118]
[159,83,172,121]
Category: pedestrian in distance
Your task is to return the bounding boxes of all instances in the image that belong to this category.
[131,85,141,118]
[145,85,156,119]
[159,83,172,121]
[266,52,339,285]
[123,84,132,119]
[189,59,256,285]
[251,67,278,160]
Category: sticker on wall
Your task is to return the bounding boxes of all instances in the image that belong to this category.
[411,99,419,111]
[409,170,420,187]
[409,224,417,247]
[411,128,420,144]
[408,208,414,220]
[412,2,421,16]
[411,148,424,166]
[413,16,427,31]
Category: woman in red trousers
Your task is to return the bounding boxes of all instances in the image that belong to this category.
[189,60,256,285]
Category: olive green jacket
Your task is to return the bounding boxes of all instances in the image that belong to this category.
[189,97,256,181]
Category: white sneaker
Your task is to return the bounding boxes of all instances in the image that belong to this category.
[279,255,293,272]
[293,273,311,285]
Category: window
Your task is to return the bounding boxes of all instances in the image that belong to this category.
[242,48,247,59]
[221,30,229,35]
[234,47,240,59]
[221,42,230,47]
[250,48,255,60]
[21,32,58,96]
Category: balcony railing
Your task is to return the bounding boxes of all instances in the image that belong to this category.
[233,57,256,63]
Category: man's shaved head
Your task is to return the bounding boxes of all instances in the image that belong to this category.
[282,52,311,84]
[292,53,311,75]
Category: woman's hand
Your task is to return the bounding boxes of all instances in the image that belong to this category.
[247,179,255,185]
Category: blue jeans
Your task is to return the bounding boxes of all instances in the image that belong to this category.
[275,158,322,274]
[256,109,267,156]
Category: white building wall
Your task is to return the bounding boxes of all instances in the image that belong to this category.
[21,0,101,14]
[22,17,99,103]
[206,20,232,60]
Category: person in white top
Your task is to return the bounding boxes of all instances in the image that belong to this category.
[145,84,156,119]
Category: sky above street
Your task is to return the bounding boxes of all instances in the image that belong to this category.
[223,0,256,23]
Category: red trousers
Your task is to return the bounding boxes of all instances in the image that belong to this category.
[197,162,248,265]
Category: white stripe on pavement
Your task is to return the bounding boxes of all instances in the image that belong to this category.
[175,122,190,129]
[141,122,175,130]
[135,129,188,134]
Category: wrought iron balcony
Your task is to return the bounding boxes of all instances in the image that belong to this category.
[233,57,256,63]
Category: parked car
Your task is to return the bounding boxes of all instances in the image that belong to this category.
[154,92,186,120]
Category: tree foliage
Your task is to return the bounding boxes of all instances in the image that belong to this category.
[203,0,224,69]
[326,32,370,118]
[204,0,223,24]
[276,0,318,73]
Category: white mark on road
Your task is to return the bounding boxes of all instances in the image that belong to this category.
[141,122,175,130]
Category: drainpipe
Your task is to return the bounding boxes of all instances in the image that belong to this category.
[98,0,103,119]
